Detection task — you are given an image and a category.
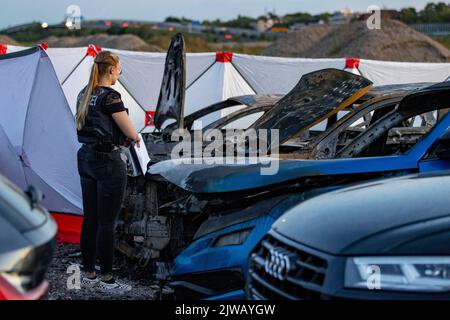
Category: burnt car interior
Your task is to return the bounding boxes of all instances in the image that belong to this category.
[337,83,450,158]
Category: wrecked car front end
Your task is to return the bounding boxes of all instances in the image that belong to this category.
[151,81,450,299]
[117,35,376,273]
[115,34,449,299]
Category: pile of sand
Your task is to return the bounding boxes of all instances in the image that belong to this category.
[41,34,163,52]
[263,25,333,57]
[0,35,19,45]
[263,20,450,62]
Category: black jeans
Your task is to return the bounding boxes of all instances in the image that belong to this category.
[77,144,127,275]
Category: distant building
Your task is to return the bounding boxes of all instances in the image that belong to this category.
[358,10,400,21]
[255,17,276,32]
[412,23,450,36]
[289,20,325,32]
[330,9,354,25]
[270,25,289,33]
[188,20,202,34]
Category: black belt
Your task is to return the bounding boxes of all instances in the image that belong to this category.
[83,143,119,153]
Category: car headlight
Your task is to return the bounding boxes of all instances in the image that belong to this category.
[212,228,253,248]
[345,257,450,292]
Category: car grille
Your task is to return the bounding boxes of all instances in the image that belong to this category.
[247,234,327,300]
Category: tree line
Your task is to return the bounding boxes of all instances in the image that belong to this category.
[400,2,450,24]
[165,2,450,29]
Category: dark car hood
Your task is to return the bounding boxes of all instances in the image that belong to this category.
[272,172,450,255]
[149,155,417,194]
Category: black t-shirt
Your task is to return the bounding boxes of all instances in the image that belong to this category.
[77,86,128,146]
[77,86,128,115]
[99,87,127,114]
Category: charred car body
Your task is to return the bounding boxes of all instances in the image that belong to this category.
[148,82,450,299]
[118,34,380,268]
[116,34,449,299]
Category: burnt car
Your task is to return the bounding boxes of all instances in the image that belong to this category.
[115,34,442,298]
[0,174,56,300]
[148,81,450,299]
[247,169,450,300]
[117,34,378,269]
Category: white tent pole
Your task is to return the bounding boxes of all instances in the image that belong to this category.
[117,79,148,114]
[186,60,217,90]
[61,54,88,86]
[230,60,258,94]
[343,65,365,77]
[117,79,150,133]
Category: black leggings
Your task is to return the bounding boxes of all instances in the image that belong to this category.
[77,145,127,275]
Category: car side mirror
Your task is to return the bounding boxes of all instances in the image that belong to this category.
[25,185,44,209]
[435,129,450,160]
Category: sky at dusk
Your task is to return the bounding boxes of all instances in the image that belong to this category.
[0,0,436,29]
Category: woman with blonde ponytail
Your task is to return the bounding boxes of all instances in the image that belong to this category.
[76,51,140,294]
[76,62,99,130]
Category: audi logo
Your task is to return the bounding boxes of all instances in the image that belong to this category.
[264,247,297,280]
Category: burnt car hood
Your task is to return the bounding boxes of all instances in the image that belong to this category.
[251,68,372,145]
[149,155,417,194]
[153,33,186,130]
[271,172,450,255]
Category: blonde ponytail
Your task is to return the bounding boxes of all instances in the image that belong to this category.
[75,51,120,130]
[76,63,99,130]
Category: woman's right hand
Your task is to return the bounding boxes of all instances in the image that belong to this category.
[134,134,141,148]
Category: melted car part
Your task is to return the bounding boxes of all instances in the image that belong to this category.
[250,68,373,146]
[203,96,282,131]
[163,94,282,133]
[153,33,186,130]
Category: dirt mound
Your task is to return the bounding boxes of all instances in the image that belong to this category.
[41,34,163,52]
[0,35,19,45]
[263,25,334,57]
[264,20,450,62]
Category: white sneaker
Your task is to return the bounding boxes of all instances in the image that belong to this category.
[97,278,132,294]
[81,276,99,288]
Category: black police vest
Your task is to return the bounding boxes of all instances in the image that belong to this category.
[77,87,127,146]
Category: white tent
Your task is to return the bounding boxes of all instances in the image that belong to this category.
[358,58,450,86]
[0,47,82,214]
[1,43,450,242]
[4,43,450,132]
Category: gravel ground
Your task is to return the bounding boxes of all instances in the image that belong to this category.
[46,243,160,300]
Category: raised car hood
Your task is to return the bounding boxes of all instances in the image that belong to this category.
[153,33,186,130]
[272,172,450,255]
[251,68,372,145]
[149,155,417,194]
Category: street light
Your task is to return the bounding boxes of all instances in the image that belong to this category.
[41,22,49,29]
